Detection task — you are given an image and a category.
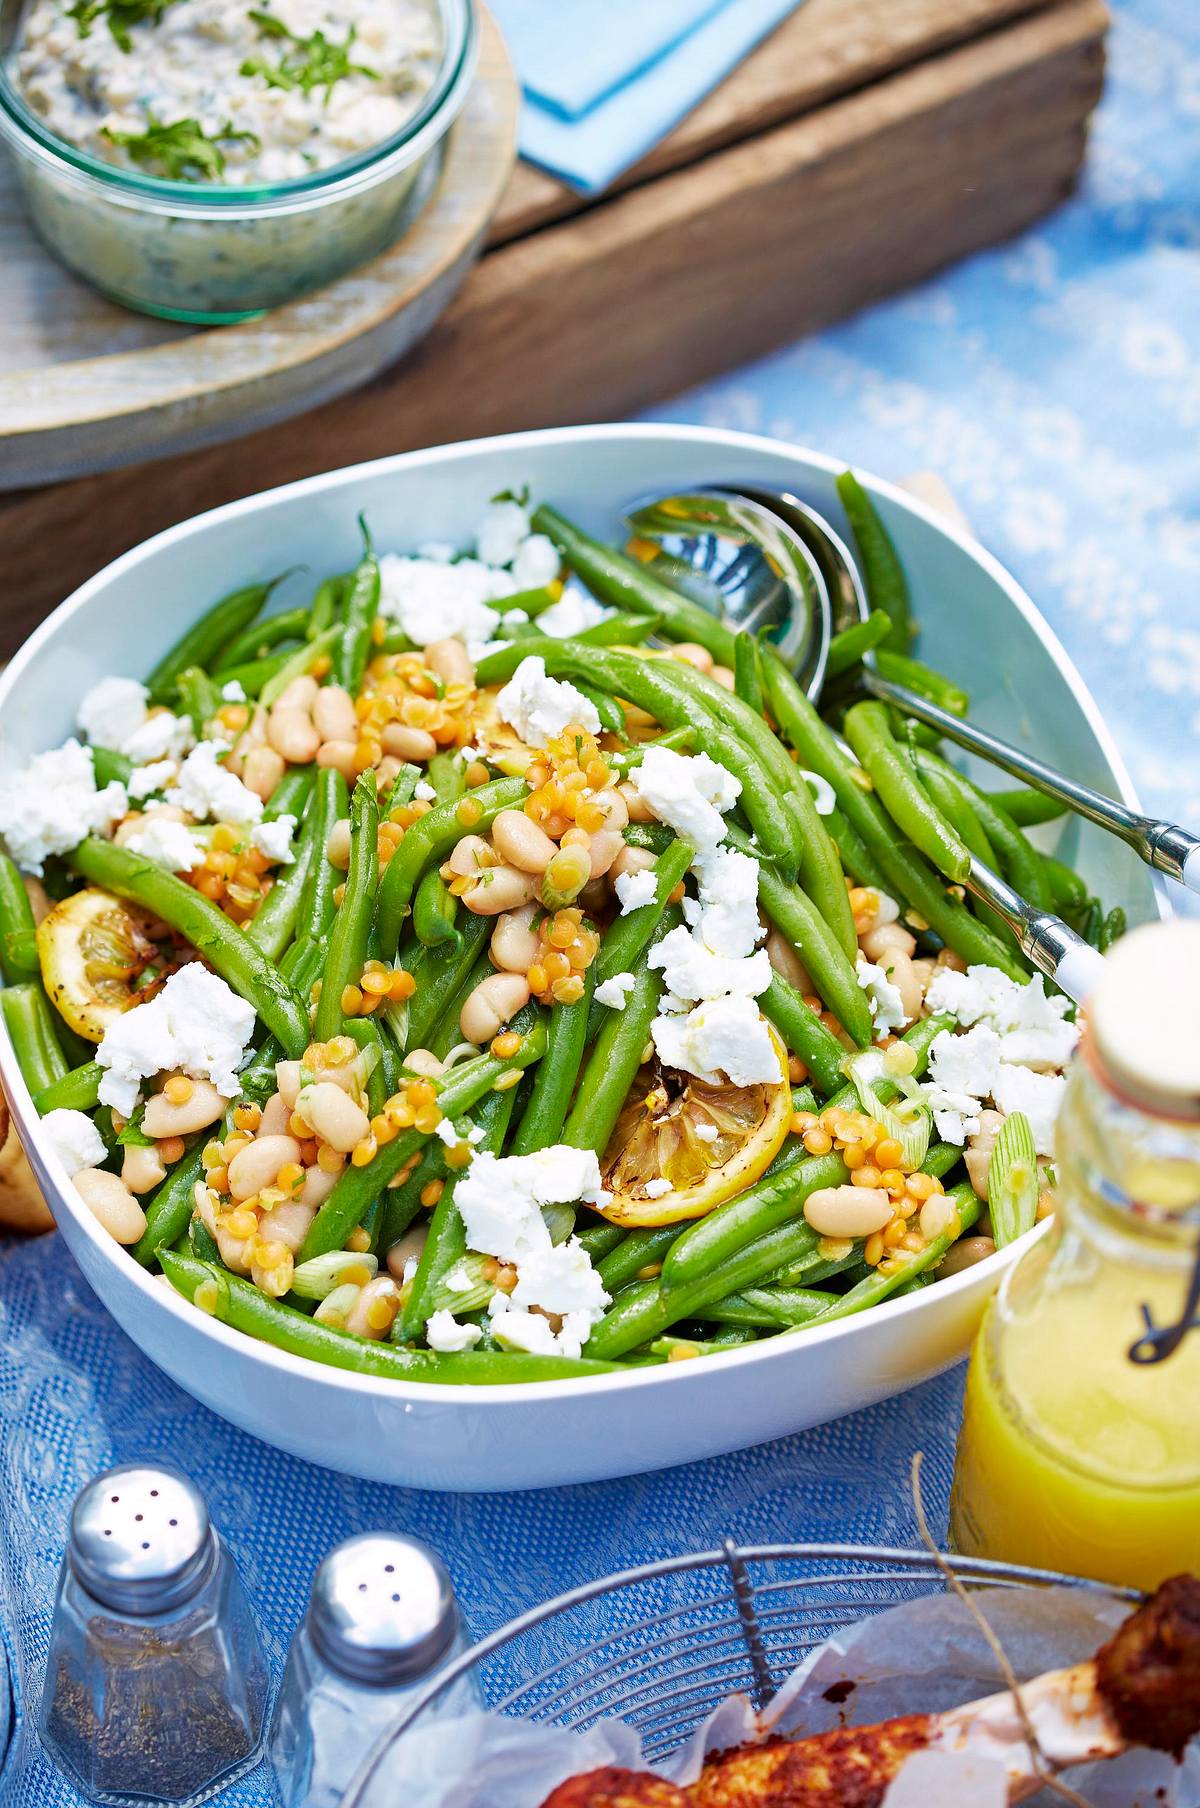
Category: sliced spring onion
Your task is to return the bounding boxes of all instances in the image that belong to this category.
[428,1251,494,1315]
[291,1249,378,1300]
[314,1281,365,1325]
[843,1047,933,1170]
[988,1110,1039,1247]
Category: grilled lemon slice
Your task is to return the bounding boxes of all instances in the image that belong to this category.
[37,887,158,1042]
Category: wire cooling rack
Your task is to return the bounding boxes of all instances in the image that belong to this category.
[341,1540,1136,1803]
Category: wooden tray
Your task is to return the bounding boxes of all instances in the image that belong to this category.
[0,0,1106,644]
[0,6,518,486]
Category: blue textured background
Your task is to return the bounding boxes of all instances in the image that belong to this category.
[1,0,1196,1797]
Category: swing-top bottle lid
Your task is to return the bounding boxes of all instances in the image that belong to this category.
[1090,921,1200,1122]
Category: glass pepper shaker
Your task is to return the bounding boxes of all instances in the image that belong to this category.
[38,1463,269,1806]
[269,1533,480,1808]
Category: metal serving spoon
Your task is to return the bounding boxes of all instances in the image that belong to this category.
[623,488,1106,1003]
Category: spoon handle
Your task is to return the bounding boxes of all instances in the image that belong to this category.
[865,670,1200,894]
[965,857,1106,1005]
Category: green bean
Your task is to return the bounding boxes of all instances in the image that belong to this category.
[608,727,694,774]
[531,504,737,666]
[132,1139,206,1266]
[705,1285,838,1328]
[176,666,220,736]
[1040,853,1087,911]
[2,983,68,1095]
[650,1329,756,1358]
[990,787,1068,828]
[404,913,491,1053]
[902,751,1011,950]
[412,867,461,953]
[596,1224,681,1294]
[333,518,381,696]
[426,750,466,806]
[245,794,319,963]
[761,653,1026,980]
[308,573,349,638]
[382,763,421,817]
[835,472,912,653]
[576,1220,626,1264]
[342,1018,388,1119]
[33,1061,102,1114]
[69,839,310,1056]
[588,836,694,1036]
[792,1183,979,1330]
[0,853,40,983]
[397,1086,515,1339]
[313,772,378,1042]
[511,971,594,1154]
[202,650,295,701]
[374,778,527,956]
[298,1013,546,1262]
[575,678,628,741]
[90,746,133,789]
[746,850,874,1047]
[825,806,888,891]
[491,583,563,618]
[845,702,970,884]
[914,750,1050,910]
[429,953,492,1061]
[264,767,315,822]
[378,1143,443,1257]
[214,606,311,670]
[146,572,292,704]
[874,648,969,717]
[562,910,677,1155]
[301,768,350,951]
[760,973,848,1098]
[826,610,891,679]
[733,631,764,714]
[259,626,340,709]
[1099,906,1126,954]
[662,1014,951,1287]
[577,612,662,647]
[162,1253,619,1381]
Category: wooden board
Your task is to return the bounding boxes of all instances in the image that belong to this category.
[0,0,1107,643]
[0,8,519,485]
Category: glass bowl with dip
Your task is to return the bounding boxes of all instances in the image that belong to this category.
[0,0,475,322]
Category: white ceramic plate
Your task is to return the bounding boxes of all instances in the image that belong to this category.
[0,424,1163,1492]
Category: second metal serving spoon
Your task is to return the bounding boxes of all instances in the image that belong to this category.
[621,489,1109,1003]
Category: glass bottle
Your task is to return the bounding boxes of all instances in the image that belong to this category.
[38,1463,269,1805]
[950,921,1200,1591]
[269,1533,480,1808]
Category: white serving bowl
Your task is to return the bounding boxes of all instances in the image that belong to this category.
[0,425,1162,1492]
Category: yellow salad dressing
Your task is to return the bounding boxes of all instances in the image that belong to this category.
[949,922,1200,1592]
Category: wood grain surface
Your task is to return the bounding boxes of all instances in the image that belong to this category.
[0,0,1106,644]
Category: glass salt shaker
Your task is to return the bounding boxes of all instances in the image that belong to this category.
[269,1533,480,1808]
[38,1463,269,1806]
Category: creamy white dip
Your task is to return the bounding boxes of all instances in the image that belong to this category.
[13,0,442,184]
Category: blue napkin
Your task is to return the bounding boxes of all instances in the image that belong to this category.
[490,0,805,194]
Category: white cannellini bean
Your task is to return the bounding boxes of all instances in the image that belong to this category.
[425,639,475,688]
[803,1185,895,1239]
[242,746,285,803]
[403,1048,445,1079]
[965,1109,1005,1200]
[303,1082,371,1155]
[861,922,917,962]
[276,675,320,712]
[460,972,531,1044]
[312,685,358,743]
[875,949,924,1024]
[345,1275,400,1340]
[227,1133,302,1202]
[381,723,437,762]
[490,904,540,973]
[275,1062,303,1110]
[386,1223,428,1281]
[491,810,557,873]
[121,1143,166,1195]
[919,1195,960,1242]
[326,819,352,870]
[259,1091,292,1136]
[142,1077,227,1138]
[610,844,656,884]
[937,1235,997,1277]
[462,867,538,916]
[316,740,358,782]
[268,708,321,764]
[670,642,713,673]
[765,928,812,994]
[618,781,656,823]
[585,829,625,880]
[262,1198,316,1251]
[447,834,493,878]
[73,1168,147,1245]
[299,1166,339,1210]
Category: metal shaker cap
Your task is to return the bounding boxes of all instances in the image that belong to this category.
[69,1463,216,1615]
[307,1535,459,1686]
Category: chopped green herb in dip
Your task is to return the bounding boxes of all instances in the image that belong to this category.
[12,0,442,184]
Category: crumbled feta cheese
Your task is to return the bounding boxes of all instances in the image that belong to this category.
[221,679,247,702]
[435,1118,467,1151]
[650,925,770,1004]
[124,818,202,873]
[801,770,837,816]
[168,741,263,825]
[643,1177,672,1199]
[927,1023,1003,1099]
[0,740,127,875]
[990,1065,1066,1156]
[455,1146,609,1264]
[512,533,561,592]
[487,1302,561,1357]
[77,676,148,751]
[475,499,531,567]
[509,1236,609,1319]
[402,1256,419,1285]
[630,747,740,853]
[925,964,1078,1071]
[96,962,256,1118]
[121,710,194,764]
[615,869,658,914]
[692,845,764,959]
[653,994,779,1087]
[251,815,297,866]
[127,760,176,802]
[443,1264,475,1293]
[41,1107,107,1175]
[856,954,909,1033]
[416,540,455,565]
[694,1122,719,1143]
[923,1087,985,1146]
[413,780,436,802]
[496,656,601,747]
[537,587,611,639]
[425,1310,482,1353]
[594,971,637,1010]
[378,554,514,647]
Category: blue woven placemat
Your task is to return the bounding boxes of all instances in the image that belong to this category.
[2,0,1197,1796]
